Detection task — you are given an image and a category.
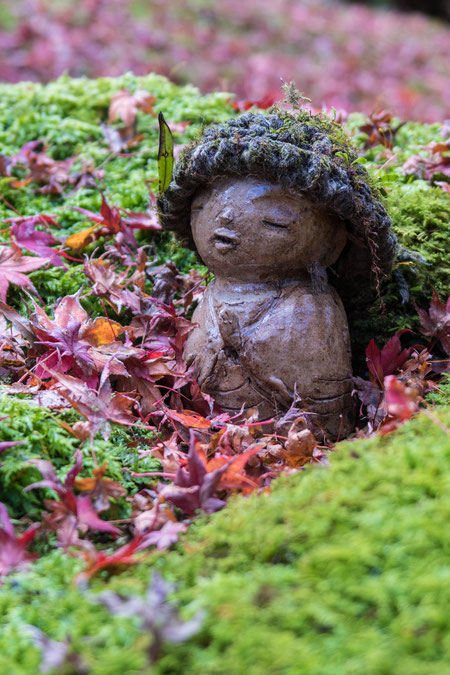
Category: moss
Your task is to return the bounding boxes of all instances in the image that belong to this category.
[0,72,235,241]
[388,184,450,303]
[427,375,450,406]
[349,183,450,367]
[1,406,449,673]
[0,395,160,518]
[338,117,450,366]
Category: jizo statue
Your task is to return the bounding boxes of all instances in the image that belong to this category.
[158,110,395,440]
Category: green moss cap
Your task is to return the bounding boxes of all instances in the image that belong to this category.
[158,111,396,305]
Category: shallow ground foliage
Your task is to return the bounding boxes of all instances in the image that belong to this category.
[1,404,450,674]
[0,74,449,672]
[0,0,449,121]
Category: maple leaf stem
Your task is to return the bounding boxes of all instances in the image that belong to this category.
[16,367,34,385]
[258,470,278,481]
[421,408,450,435]
[131,471,176,478]
[226,419,275,428]
[373,153,399,176]
[156,385,193,402]
[95,152,117,171]
[0,191,21,215]
[54,250,84,263]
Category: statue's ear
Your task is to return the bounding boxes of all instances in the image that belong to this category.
[158,112,174,195]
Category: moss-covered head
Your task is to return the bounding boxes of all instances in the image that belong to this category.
[157,110,396,305]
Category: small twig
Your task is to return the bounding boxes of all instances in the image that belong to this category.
[373,153,399,176]
[0,191,22,215]
[422,408,450,435]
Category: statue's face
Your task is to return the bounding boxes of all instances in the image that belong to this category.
[191,177,347,282]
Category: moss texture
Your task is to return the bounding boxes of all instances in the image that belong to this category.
[0,72,234,271]
[0,396,160,519]
[1,406,449,674]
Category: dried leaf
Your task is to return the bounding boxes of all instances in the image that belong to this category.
[284,423,318,467]
[108,89,156,128]
[166,410,211,430]
[65,224,99,250]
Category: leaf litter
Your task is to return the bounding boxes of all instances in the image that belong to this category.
[0,85,448,669]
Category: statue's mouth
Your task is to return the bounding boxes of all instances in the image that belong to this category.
[213,227,240,252]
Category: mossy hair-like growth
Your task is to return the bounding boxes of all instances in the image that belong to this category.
[158,110,396,306]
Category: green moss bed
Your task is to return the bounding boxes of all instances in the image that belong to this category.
[1,402,450,674]
[0,74,449,673]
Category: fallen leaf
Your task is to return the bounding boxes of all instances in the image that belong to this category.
[0,502,39,581]
[0,243,48,301]
[65,224,100,250]
[166,410,211,430]
[75,463,127,512]
[108,89,156,128]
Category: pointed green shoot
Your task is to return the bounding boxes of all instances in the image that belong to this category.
[158,112,174,195]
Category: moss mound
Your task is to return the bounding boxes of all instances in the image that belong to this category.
[1,406,449,673]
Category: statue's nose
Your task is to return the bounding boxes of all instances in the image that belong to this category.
[218,206,235,224]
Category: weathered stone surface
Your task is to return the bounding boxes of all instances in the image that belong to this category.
[184,177,354,439]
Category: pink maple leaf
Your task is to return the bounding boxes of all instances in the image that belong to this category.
[0,502,39,581]
[8,216,64,267]
[0,243,48,301]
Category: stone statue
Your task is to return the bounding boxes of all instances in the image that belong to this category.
[158,111,395,439]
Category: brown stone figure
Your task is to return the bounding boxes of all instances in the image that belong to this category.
[158,111,395,439]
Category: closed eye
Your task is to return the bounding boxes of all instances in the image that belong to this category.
[192,205,204,212]
[262,220,289,230]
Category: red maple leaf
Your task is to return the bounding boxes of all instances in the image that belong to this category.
[49,369,137,440]
[108,89,156,128]
[74,535,148,585]
[139,520,187,551]
[83,255,145,314]
[380,375,419,435]
[25,450,121,547]
[74,463,127,512]
[0,140,78,193]
[359,109,404,149]
[366,330,412,386]
[416,290,450,357]
[8,216,64,267]
[0,502,39,581]
[0,243,48,301]
[71,195,137,248]
[158,433,233,515]
[30,291,127,379]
